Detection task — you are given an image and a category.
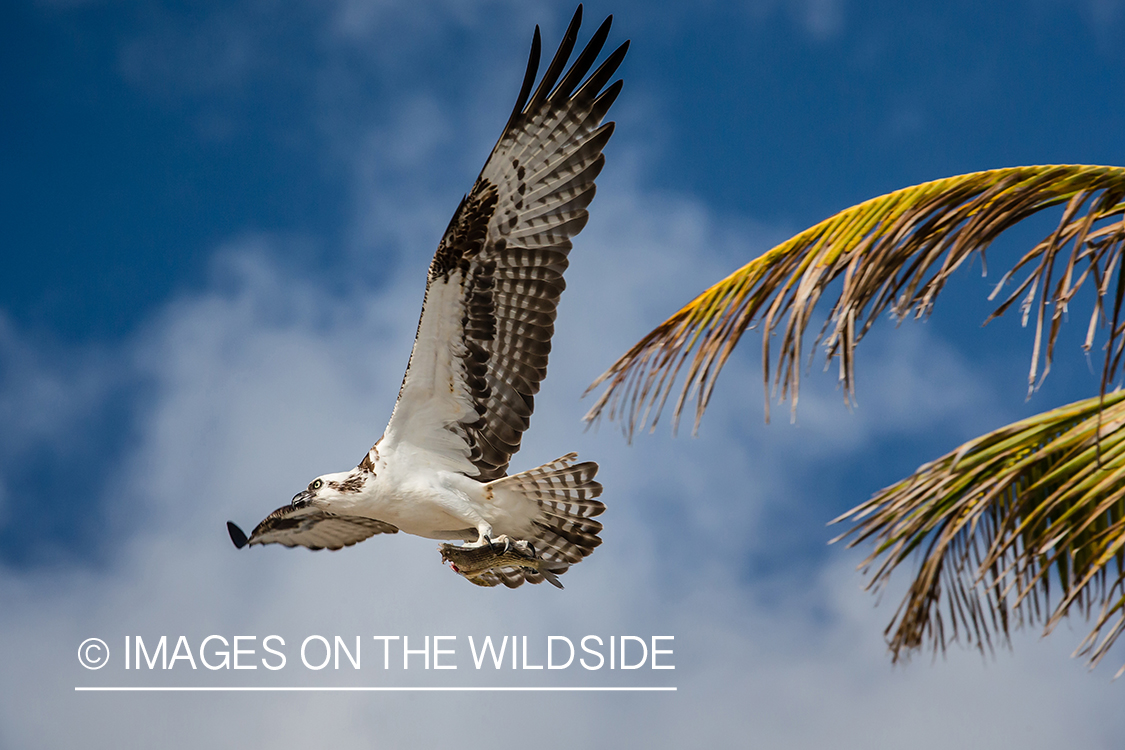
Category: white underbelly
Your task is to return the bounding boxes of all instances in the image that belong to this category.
[353,492,469,539]
[351,474,535,543]
[348,462,476,538]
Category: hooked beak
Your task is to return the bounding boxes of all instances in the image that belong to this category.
[291,490,313,507]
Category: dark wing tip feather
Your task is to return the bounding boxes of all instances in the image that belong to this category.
[227,521,249,549]
[589,78,624,122]
[550,13,613,102]
[527,5,584,110]
[576,40,629,102]
[502,25,542,135]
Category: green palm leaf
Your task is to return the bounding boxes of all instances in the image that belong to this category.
[834,391,1125,674]
[586,165,1125,435]
[585,163,1125,670]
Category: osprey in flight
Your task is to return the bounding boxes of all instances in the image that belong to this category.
[226,7,626,588]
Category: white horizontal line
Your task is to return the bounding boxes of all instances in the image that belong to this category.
[75,686,676,692]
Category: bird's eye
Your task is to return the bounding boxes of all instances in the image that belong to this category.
[311,479,323,491]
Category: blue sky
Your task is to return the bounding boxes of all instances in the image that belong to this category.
[5,1,1125,747]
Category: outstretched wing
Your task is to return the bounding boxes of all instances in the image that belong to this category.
[382,6,627,481]
[227,507,398,551]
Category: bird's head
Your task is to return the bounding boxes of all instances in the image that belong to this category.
[290,469,370,510]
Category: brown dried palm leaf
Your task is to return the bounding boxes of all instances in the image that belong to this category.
[833,390,1125,674]
[585,165,1125,436]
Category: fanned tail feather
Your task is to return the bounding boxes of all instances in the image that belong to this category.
[478,452,604,588]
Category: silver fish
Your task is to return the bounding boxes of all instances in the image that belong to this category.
[439,538,566,589]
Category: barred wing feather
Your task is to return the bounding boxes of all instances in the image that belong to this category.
[382,7,627,481]
[235,506,399,551]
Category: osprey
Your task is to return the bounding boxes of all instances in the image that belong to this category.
[226,7,626,588]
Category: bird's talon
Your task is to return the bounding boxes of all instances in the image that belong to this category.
[489,534,513,554]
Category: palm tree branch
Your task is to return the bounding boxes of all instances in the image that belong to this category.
[586,165,1125,436]
[832,391,1125,669]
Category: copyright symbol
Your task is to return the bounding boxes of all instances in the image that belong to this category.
[78,638,109,670]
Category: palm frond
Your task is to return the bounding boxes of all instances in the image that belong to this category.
[833,390,1125,674]
[586,165,1125,435]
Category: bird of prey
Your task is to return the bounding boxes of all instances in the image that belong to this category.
[226,7,627,588]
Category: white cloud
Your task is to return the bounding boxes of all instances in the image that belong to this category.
[326,0,547,46]
[117,6,263,98]
[0,316,129,533]
[5,153,1125,747]
[797,0,845,41]
[742,0,846,41]
[9,2,1125,747]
